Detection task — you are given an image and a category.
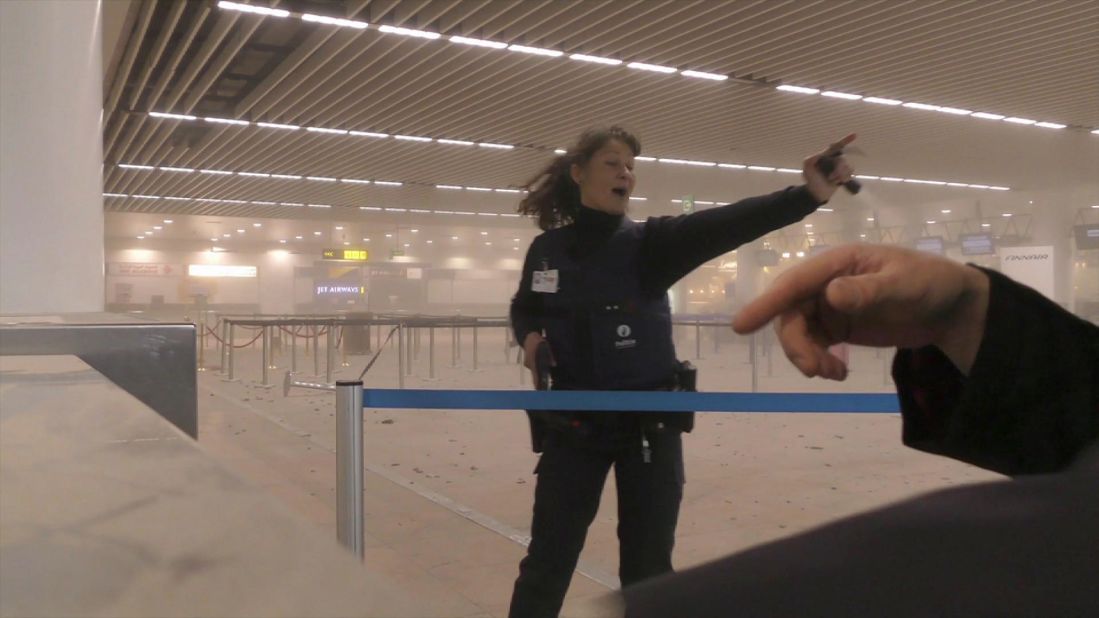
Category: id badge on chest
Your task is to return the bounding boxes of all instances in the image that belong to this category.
[531,269,559,294]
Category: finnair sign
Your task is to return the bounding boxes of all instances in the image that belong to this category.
[1000,246,1055,301]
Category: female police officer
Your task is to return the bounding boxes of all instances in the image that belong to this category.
[507,126,854,617]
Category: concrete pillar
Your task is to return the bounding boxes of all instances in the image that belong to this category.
[1,0,105,314]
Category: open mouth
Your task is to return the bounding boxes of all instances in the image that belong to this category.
[611,188,628,198]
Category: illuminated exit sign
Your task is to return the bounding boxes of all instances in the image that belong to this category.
[322,248,369,261]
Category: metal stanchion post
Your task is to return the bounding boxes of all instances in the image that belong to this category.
[750,331,758,393]
[262,326,271,386]
[413,326,420,361]
[326,324,335,384]
[227,322,237,381]
[473,322,480,371]
[314,326,321,376]
[397,323,405,389]
[291,326,298,373]
[406,323,413,376]
[450,323,458,367]
[335,380,364,560]
[695,320,702,360]
[220,321,230,375]
[714,324,719,354]
[457,325,462,359]
[428,326,436,380]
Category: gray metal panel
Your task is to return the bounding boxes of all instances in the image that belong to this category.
[0,322,196,437]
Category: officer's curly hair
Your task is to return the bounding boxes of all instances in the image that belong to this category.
[517,126,641,230]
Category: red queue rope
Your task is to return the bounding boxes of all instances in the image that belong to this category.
[203,325,264,348]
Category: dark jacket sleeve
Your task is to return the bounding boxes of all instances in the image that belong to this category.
[510,237,544,344]
[894,267,1099,476]
[640,185,820,293]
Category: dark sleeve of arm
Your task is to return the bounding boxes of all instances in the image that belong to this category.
[893,267,1099,476]
[510,239,544,344]
[640,185,820,293]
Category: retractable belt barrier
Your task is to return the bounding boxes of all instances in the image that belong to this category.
[332,383,900,560]
[361,389,900,414]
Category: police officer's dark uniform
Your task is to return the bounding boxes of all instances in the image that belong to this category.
[508,185,825,618]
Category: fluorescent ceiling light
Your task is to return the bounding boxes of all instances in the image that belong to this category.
[988,186,1010,191]
[553,149,567,155]
[627,62,676,74]
[495,188,521,193]
[450,35,507,49]
[438,139,474,146]
[394,134,432,142]
[508,44,563,57]
[251,201,276,205]
[776,167,801,174]
[747,165,776,172]
[119,164,155,170]
[373,180,402,186]
[149,111,197,120]
[378,25,440,39]
[308,126,349,135]
[821,91,862,100]
[359,206,382,211]
[238,171,269,177]
[164,196,191,201]
[385,207,407,212]
[340,178,371,184]
[257,121,300,130]
[270,174,302,180]
[478,142,514,149]
[863,97,902,106]
[200,169,233,175]
[1003,117,1036,125]
[307,204,331,209]
[937,107,972,115]
[436,184,463,190]
[306,176,337,182]
[718,163,746,169]
[161,166,195,173]
[971,112,1005,120]
[163,219,173,223]
[880,176,903,182]
[1092,129,1099,135]
[467,187,492,192]
[301,13,368,29]
[410,209,430,213]
[635,156,656,162]
[1035,122,1066,129]
[349,130,388,138]
[903,102,940,111]
[570,53,621,65]
[153,226,163,230]
[776,85,819,95]
[819,207,833,212]
[681,70,727,81]
[217,1,288,18]
[205,116,249,126]
[855,175,879,180]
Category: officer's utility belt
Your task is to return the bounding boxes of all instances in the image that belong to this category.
[526,361,696,453]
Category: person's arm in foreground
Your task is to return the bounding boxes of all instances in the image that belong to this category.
[732,243,1099,474]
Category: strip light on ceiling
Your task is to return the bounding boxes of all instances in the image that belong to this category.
[777,83,1078,132]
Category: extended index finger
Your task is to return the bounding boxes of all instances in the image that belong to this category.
[732,245,861,334]
[825,133,857,156]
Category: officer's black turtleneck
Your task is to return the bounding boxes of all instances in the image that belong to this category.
[570,202,624,258]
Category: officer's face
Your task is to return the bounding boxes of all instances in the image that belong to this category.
[571,139,636,215]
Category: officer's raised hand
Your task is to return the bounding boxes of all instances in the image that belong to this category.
[803,134,856,203]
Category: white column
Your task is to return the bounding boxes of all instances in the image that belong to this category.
[1,0,105,314]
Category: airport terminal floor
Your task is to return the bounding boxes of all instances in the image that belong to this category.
[1,1,1097,617]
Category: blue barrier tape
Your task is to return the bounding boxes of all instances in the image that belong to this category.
[361,389,900,413]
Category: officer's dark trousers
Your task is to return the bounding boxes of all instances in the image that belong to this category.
[507,429,684,618]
